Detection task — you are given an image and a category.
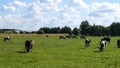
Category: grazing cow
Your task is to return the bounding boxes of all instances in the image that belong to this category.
[59,36,66,39]
[100,40,107,52]
[85,38,91,48]
[4,36,11,42]
[25,40,31,53]
[25,40,35,53]
[80,36,86,39]
[101,36,110,43]
[117,39,120,48]
[46,35,49,37]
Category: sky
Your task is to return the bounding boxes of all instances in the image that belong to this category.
[0,0,120,31]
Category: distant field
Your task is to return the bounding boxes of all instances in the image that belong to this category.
[0,34,120,68]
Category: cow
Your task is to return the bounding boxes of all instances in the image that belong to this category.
[25,40,35,53]
[100,40,107,52]
[59,36,66,39]
[117,39,120,48]
[101,36,110,44]
[46,35,49,37]
[85,38,91,48]
[4,36,11,42]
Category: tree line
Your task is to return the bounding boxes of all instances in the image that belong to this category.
[1,20,120,36]
[80,20,120,36]
[37,26,80,36]
[38,20,120,36]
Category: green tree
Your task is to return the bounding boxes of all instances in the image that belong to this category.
[92,25,105,36]
[80,20,91,35]
[38,27,51,33]
[37,30,44,34]
[51,27,60,33]
[72,28,80,36]
[110,22,120,36]
[60,26,72,35]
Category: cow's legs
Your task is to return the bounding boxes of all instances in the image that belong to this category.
[27,49,30,53]
[100,44,104,52]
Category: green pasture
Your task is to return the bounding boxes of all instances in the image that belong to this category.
[0,34,120,68]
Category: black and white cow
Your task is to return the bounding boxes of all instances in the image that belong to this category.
[101,36,110,43]
[85,38,91,48]
[117,39,120,48]
[4,36,11,42]
[100,40,107,52]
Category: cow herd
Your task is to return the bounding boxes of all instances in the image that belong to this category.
[58,35,120,52]
[3,36,35,53]
[3,35,120,53]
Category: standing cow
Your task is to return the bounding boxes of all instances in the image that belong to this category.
[85,38,91,48]
[25,40,35,53]
[117,39,120,48]
[100,40,107,52]
[4,36,11,42]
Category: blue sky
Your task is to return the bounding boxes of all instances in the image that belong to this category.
[0,0,120,31]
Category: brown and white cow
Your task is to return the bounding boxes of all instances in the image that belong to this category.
[25,40,35,53]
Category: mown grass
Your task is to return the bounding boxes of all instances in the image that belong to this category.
[0,34,120,68]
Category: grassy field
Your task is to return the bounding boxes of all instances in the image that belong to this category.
[0,34,120,68]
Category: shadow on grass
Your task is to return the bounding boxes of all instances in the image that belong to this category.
[16,51,27,53]
[93,47,102,53]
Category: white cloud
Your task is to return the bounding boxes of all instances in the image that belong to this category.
[0,16,1,20]
[9,0,27,7]
[72,0,89,8]
[2,0,28,12]
[62,12,70,19]
[47,0,62,3]
[2,5,16,12]
[89,2,120,17]
[1,0,120,30]
[1,0,82,30]
[28,1,44,16]
[2,0,27,12]
[88,2,120,26]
